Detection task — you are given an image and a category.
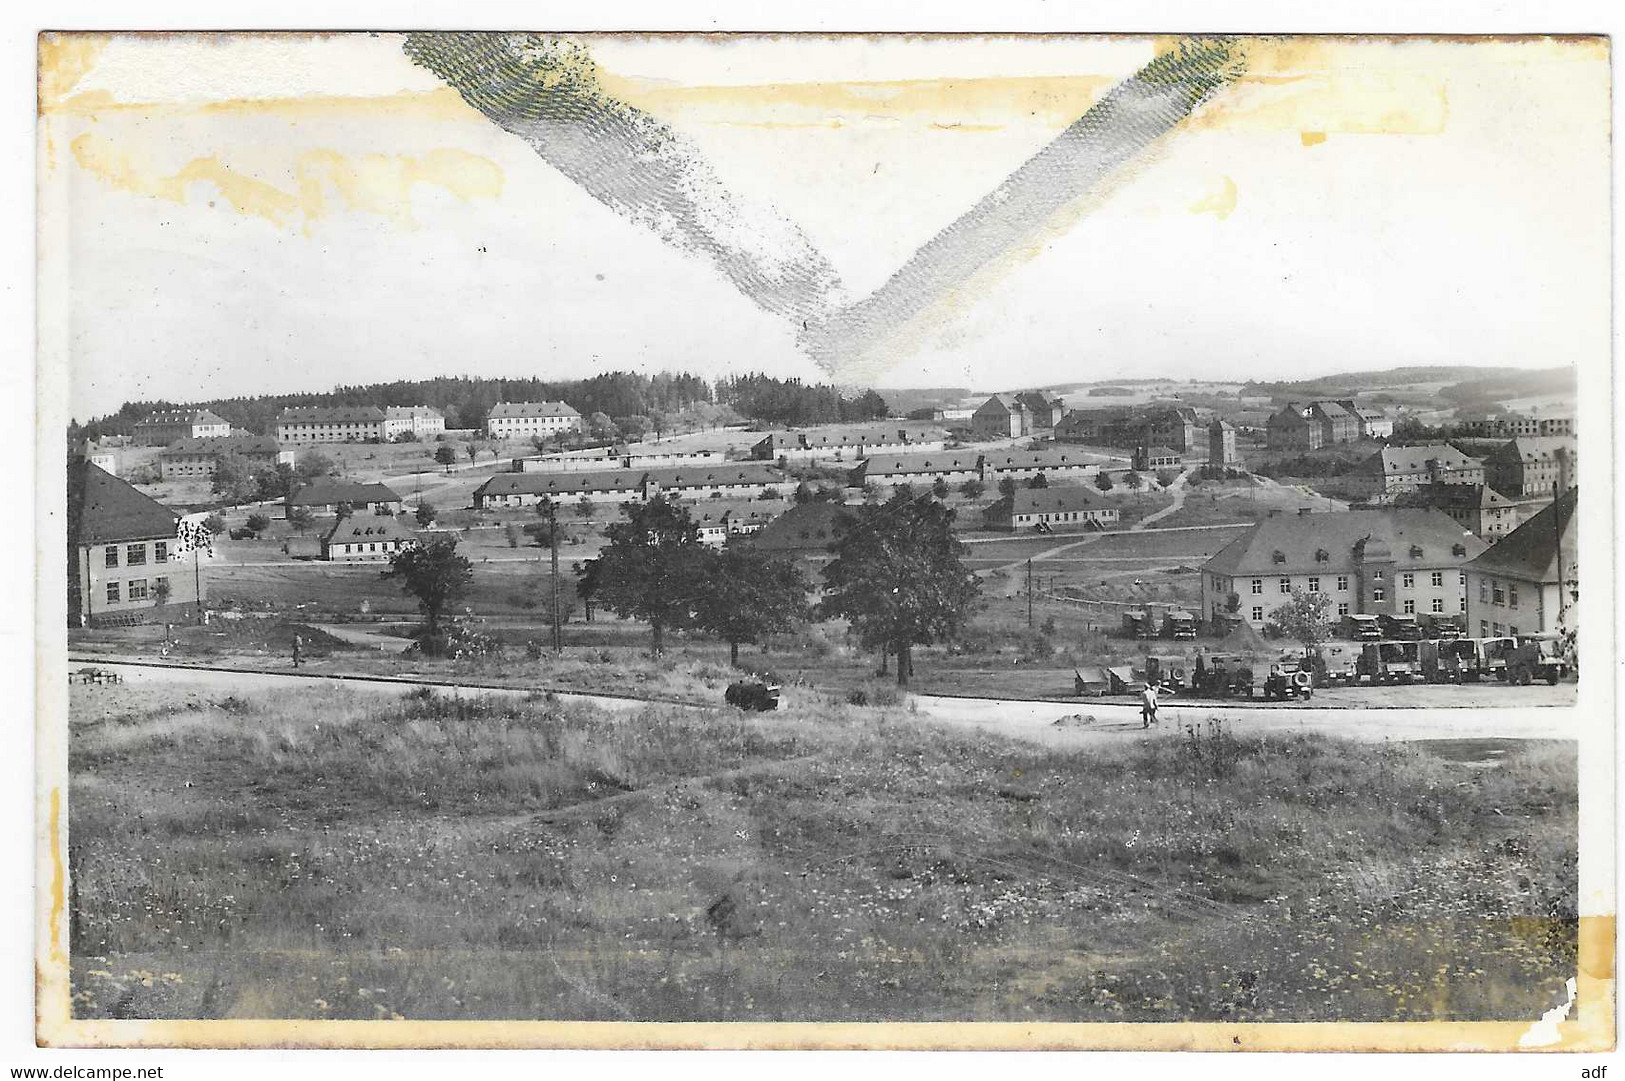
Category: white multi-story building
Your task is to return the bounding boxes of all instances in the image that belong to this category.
[276,406,388,443]
[1200,508,1487,628]
[382,406,446,440]
[486,402,582,440]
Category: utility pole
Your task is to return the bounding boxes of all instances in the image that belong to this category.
[549,498,562,653]
[1026,558,1034,629]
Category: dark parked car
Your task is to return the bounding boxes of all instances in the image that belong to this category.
[725,680,781,712]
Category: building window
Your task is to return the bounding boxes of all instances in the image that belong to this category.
[1307,576,1320,593]
[1371,569,1384,581]
[126,543,147,566]
[104,546,119,568]
[1492,583,1505,606]
[1459,572,1467,585]
[1428,598,1443,613]
[128,579,148,601]
[1372,587,1385,602]
[1480,620,1489,636]
[1278,577,1290,594]
[105,582,120,603]
[1337,603,1349,617]
[1251,579,1262,595]
[1251,606,1264,623]
[1508,585,1518,609]
[1431,571,1443,587]
[1336,575,1349,591]
[1509,625,1520,637]
[1480,581,1490,603]
[1492,623,1504,636]
[1401,573,1415,589]
[1403,599,1415,614]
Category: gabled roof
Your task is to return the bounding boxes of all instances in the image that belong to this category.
[1384,483,1512,511]
[1487,436,1576,465]
[137,408,229,427]
[383,406,444,420]
[277,406,387,424]
[1356,444,1480,477]
[476,469,645,498]
[645,463,786,487]
[1268,404,1313,427]
[68,461,179,546]
[974,394,1026,416]
[995,487,1108,516]
[160,434,281,457]
[1203,509,1486,577]
[1310,400,1354,420]
[488,401,580,418]
[678,499,786,527]
[1015,391,1062,413]
[1465,488,1578,583]
[1138,445,1180,458]
[324,516,417,545]
[858,451,982,476]
[288,479,402,506]
[984,447,1092,470]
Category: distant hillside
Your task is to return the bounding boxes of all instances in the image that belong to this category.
[1243,365,1573,409]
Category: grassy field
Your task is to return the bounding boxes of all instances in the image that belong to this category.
[68,681,1577,1023]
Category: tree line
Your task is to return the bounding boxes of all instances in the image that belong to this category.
[70,370,892,443]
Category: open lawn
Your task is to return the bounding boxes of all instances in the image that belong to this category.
[68,680,1577,1022]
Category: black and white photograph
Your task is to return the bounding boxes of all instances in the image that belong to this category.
[27,26,1615,1055]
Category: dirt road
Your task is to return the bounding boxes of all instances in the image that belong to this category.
[70,657,1578,745]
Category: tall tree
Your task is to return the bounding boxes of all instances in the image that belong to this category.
[295,449,335,480]
[695,547,811,666]
[817,495,982,688]
[1266,589,1335,649]
[434,444,458,473]
[578,497,708,654]
[382,535,473,636]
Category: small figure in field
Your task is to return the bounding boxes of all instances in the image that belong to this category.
[292,633,303,669]
[1140,681,1160,728]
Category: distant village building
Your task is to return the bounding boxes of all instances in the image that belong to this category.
[286,479,403,518]
[1483,436,1576,499]
[473,463,789,509]
[68,460,203,627]
[1132,445,1182,471]
[1208,419,1238,465]
[1463,488,1577,637]
[980,446,1097,484]
[1014,392,1066,430]
[133,408,232,446]
[983,488,1119,532]
[80,440,118,475]
[322,516,418,562]
[750,427,930,463]
[1366,483,1519,541]
[1455,414,1573,439]
[931,406,975,423]
[276,406,388,443]
[1348,444,1485,497]
[970,394,1033,439]
[485,401,582,440]
[848,451,985,490]
[1266,399,1384,450]
[158,434,294,479]
[382,406,446,440]
[1199,509,1486,628]
[1055,406,1200,452]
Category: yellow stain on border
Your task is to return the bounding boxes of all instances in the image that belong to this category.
[48,788,64,966]
[1301,131,1327,146]
[68,132,504,231]
[1190,175,1238,219]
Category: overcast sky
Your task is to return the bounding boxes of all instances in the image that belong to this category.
[39,34,1608,421]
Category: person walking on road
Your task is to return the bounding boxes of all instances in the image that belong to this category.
[292,633,303,669]
[1140,681,1160,728]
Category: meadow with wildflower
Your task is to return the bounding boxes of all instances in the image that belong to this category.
[68,683,1576,1022]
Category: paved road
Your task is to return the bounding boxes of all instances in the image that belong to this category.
[71,658,1577,745]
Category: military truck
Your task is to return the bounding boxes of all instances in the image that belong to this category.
[1378,613,1423,641]
[1421,638,1480,683]
[1161,609,1197,640]
[1315,643,1361,686]
[1122,610,1154,640]
[1505,633,1572,685]
[1143,654,1189,692]
[1342,613,1381,641]
[1192,652,1255,698]
[1477,636,1519,681]
[1359,641,1422,683]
